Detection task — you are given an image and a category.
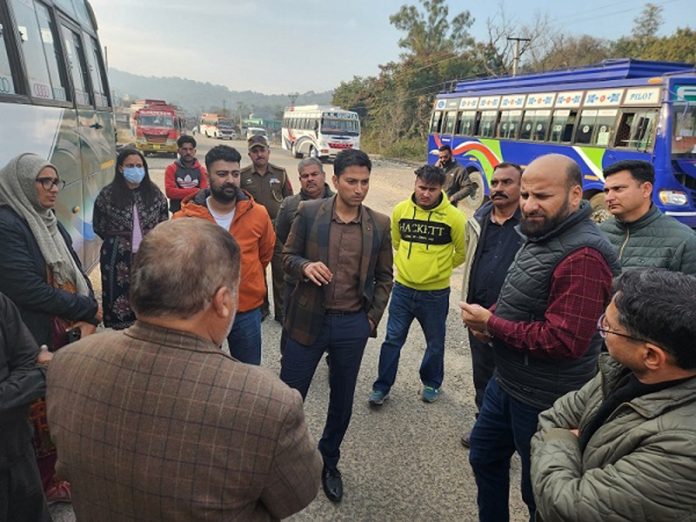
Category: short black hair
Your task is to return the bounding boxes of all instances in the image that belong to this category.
[613,269,696,370]
[205,145,241,171]
[177,135,196,148]
[604,160,654,184]
[414,164,445,186]
[438,145,452,153]
[333,149,371,177]
[494,162,523,177]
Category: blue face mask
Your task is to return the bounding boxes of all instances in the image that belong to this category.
[123,166,145,184]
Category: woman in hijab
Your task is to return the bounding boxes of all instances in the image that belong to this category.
[93,148,168,329]
[0,152,101,503]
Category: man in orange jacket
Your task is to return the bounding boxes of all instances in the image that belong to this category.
[174,145,275,364]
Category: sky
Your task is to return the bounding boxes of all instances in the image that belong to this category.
[90,0,695,95]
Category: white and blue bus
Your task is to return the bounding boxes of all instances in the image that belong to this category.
[428,59,696,226]
[0,0,115,270]
[282,105,360,162]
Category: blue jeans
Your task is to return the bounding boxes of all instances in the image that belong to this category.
[227,307,262,365]
[373,283,450,394]
[279,311,371,469]
[468,378,542,522]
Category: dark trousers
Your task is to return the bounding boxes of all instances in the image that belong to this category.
[469,378,541,522]
[279,312,370,469]
[469,330,496,411]
[227,308,262,365]
[263,244,285,321]
[0,451,51,522]
[373,283,450,393]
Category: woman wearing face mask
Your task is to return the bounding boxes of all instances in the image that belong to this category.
[0,153,101,505]
[93,149,168,329]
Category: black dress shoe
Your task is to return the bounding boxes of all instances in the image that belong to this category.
[461,431,471,448]
[322,466,343,503]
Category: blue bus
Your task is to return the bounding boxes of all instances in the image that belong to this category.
[428,59,696,227]
[0,0,115,270]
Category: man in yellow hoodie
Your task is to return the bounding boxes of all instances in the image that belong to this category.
[369,164,466,405]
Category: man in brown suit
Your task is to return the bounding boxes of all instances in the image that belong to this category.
[281,149,393,503]
[46,219,322,521]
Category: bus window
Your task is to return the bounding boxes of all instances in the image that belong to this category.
[498,110,522,139]
[456,110,476,136]
[35,2,68,101]
[575,109,617,146]
[575,110,597,144]
[0,17,17,95]
[672,105,696,156]
[549,110,577,143]
[477,111,498,138]
[61,25,92,106]
[532,110,550,141]
[53,0,76,17]
[614,109,658,151]
[10,0,54,100]
[83,34,108,107]
[519,111,535,140]
[430,110,443,133]
[443,110,457,135]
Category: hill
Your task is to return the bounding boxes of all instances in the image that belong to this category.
[108,68,333,117]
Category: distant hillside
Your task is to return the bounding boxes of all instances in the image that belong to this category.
[108,68,333,118]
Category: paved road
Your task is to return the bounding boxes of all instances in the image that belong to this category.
[50,137,527,521]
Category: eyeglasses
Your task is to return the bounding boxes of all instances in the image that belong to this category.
[596,313,646,342]
[35,177,66,191]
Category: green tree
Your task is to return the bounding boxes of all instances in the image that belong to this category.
[613,3,664,57]
[642,27,696,63]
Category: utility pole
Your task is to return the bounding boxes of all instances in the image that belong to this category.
[507,36,531,77]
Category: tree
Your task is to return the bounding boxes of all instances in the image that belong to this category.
[532,35,612,72]
[389,0,474,57]
[613,3,664,57]
[642,27,696,63]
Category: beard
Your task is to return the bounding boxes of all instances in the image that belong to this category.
[211,183,240,203]
[520,197,571,237]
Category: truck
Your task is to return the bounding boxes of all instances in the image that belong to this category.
[131,100,185,156]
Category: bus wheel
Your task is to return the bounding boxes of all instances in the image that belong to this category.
[292,144,303,159]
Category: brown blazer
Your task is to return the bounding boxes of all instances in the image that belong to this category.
[46,322,322,521]
[282,195,394,346]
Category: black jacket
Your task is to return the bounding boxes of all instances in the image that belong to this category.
[0,206,98,348]
[0,292,46,468]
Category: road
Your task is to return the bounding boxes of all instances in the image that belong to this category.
[50,136,527,521]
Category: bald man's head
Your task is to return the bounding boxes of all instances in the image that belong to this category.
[519,154,584,237]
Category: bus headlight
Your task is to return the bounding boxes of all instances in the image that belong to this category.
[659,190,689,206]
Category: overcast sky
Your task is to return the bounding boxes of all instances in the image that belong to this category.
[90,0,694,94]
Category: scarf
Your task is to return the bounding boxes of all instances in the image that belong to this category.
[0,153,90,296]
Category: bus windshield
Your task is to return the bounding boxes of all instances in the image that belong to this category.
[138,114,174,127]
[672,105,696,157]
[219,119,235,129]
[321,117,359,135]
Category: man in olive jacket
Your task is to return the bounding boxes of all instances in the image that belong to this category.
[531,269,696,522]
[599,159,696,274]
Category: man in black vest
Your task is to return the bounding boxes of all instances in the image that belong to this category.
[460,154,620,522]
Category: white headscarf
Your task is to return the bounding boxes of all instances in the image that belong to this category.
[0,153,90,296]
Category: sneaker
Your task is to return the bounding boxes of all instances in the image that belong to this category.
[461,431,471,448]
[368,389,389,406]
[421,386,440,403]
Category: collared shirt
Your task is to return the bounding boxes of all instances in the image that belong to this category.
[488,247,613,359]
[240,164,292,220]
[324,207,363,311]
[470,210,521,307]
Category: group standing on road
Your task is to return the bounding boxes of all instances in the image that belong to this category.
[2,138,696,521]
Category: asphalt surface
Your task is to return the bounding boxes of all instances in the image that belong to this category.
[49,137,527,521]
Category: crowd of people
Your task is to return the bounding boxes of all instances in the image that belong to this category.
[1,136,696,521]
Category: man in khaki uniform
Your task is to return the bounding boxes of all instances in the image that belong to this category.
[241,135,293,322]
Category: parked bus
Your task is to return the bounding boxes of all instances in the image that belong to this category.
[282,105,360,161]
[428,59,696,226]
[0,0,115,270]
[199,113,237,139]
